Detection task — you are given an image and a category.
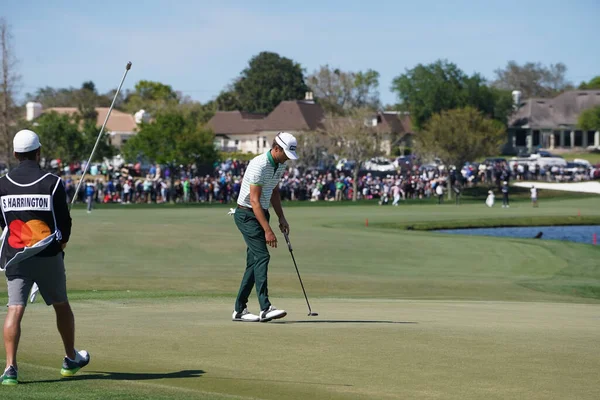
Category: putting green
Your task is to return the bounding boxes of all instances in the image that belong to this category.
[7,298,600,400]
[1,197,599,399]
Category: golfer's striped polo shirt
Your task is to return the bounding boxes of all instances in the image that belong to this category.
[238,150,285,210]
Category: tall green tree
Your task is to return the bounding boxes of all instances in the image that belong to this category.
[391,60,511,130]
[578,106,600,132]
[307,65,380,115]
[26,81,116,109]
[214,89,241,111]
[70,81,116,162]
[578,76,600,90]
[123,80,180,114]
[122,111,218,188]
[33,111,85,162]
[232,52,309,114]
[416,107,506,174]
[79,119,116,162]
[178,100,216,126]
[492,61,572,98]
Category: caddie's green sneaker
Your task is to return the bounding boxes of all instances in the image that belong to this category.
[60,350,90,377]
[1,365,18,385]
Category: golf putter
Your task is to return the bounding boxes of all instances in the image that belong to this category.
[282,232,318,316]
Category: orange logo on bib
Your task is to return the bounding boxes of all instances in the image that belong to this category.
[8,220,52,249]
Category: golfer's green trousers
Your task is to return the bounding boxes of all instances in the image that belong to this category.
[234,207,271,313]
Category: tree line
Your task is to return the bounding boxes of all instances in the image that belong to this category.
[1,17,599,176]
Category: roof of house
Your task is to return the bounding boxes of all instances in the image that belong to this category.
[261,101,325,131]
[45,107,137,132]
[509,90,600,129]
[206,111,266,135]
[207,100,325,135]
[374,112,414,135]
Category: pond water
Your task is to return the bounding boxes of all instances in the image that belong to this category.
[436,225,600,245]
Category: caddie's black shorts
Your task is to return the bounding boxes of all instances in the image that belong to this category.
[5,253,68,306]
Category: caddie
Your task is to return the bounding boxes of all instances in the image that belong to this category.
[231,132,298,322]
[0,130,89,386]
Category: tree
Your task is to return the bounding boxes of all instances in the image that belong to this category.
[295,130,334,170]
[122,111,218,190]
[307,65,380,115]
[80,119,115,162]
[232,52,308,114]
[123,80,180,114]
[578,76,600,90]
[416,107,505,186]
[391,60,511,130]
[178,100,216,126]
[0,18,21,167]
[33,111,85,162]
[578,106,600,132]
[77,81,100,122]
[492,61,572,99]
[25,82,116,109]
[214,89,241,111]
[319,109,384,201]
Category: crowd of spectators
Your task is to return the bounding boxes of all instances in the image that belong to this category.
[58,155,599,206]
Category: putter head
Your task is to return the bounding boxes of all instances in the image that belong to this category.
[308,312,318,316]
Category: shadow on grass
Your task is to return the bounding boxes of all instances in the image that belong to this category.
[21,369,204,384]
[272,320,417,324]
[208,376,352,387]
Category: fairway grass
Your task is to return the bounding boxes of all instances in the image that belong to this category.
[1,197,599,399]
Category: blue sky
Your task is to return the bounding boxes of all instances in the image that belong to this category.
[4,0,599,106]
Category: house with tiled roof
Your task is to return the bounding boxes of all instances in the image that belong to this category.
[25,102,140,149]
[371,111,414,154]
[207,94,325,154]
[507,90,600,153]
[207,93,413,155]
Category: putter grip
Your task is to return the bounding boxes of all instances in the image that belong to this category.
[284,233,293,251]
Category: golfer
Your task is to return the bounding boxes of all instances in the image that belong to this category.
[530,185,538,208]
[502,181,510,208]
[0,130,89,386]
[231,132,298,322]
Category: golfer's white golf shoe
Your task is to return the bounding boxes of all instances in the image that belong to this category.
[259,306,287,322]
[232,309,260,322]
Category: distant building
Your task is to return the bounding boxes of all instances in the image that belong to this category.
[25,102,139,149]
[507,90,600,154]
[207,93,325,154]
[207,93,413,156]
[371,111,414,155]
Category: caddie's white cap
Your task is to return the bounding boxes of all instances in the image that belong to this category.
[275,131,298,160]
[13,129,42,153]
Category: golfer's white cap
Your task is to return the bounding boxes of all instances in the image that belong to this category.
[275,132,298,160]
[13,129,41,153]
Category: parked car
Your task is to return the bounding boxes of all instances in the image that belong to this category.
[573,158,592,168]
[393,155,416,169]
[509,154,567,169]
[484,157,507,166]
[564,162,587,175]
[335,159,356,172]
[533,150,563,158]
[364,157,396,172]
